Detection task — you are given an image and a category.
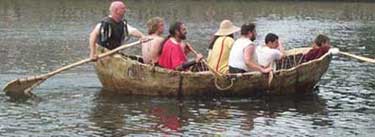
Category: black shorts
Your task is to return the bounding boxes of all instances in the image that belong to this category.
[229,66,246,73]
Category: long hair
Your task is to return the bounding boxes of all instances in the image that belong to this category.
[208,34,234,50]
[147,17,163,35]
[159,21,183,55]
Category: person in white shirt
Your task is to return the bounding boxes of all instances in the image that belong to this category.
[256,33,285,70]
[228,23,272,73]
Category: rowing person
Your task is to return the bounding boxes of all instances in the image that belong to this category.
[228,23,272,73]
[256,33,285,70]
[158,22,203,71]
[207,20,240,74]
[142,17,165,65]
[89,1,145,61]
[301,34,331,62]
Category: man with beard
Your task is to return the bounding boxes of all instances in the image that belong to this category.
[158,22,203,71]
[228,23,272,73]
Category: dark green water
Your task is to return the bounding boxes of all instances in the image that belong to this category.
[0,0,374,136]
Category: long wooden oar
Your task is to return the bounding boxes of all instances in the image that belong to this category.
[3,40,148,97]
[186,44,224,79]
[331,48,375,63]
[330,48,375,63]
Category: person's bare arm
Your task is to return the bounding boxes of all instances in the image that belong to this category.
[175,54,203,71]
[184,42,192,55]
[278,40,286,57]
[243,45,271,73]
[127,24,145,39]
[89,24,100,61]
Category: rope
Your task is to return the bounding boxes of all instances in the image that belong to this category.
[293,54,296,67]
[298,54,304,65]
[214,77,234,91]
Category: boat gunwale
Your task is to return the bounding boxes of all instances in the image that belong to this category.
[119,47,330,77]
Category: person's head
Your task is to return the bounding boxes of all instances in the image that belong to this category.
[265,33,279,49]
[169,21,187,40]
[214,20,240,36]
[147,17,164,35]
[209,20,238,49]
[314,34,330,47]
[109,1,127,21]
[240,23,256,41]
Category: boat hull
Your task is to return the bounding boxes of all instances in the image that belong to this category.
[94,48,331,96]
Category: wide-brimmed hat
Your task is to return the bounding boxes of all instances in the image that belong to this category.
[214,20,240,36]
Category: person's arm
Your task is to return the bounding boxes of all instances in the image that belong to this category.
[176,60,196,71]
[127,24,145,39]
[243,44,271,73]
[89,24,100,61]
[175,53,203,71]
[278,40,286,57]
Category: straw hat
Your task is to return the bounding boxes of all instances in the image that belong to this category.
[214,20,240,36]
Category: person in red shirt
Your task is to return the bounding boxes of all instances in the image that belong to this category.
[302,34,331,62]
[158,22,203,70]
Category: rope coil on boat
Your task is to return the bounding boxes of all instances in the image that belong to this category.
[214,77,234,91]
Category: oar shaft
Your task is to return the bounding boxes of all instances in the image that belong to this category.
[187,44,223,78]
[46,40,146,78]
[339,51,375,63]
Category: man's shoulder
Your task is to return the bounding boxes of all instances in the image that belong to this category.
[153,35,164,41]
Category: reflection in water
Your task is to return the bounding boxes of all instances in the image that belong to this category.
[1,0,375,74]
[89,91,184,136]
[1,0,375,136]
[88,90,327,136]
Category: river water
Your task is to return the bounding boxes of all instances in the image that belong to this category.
[0,0,374,136]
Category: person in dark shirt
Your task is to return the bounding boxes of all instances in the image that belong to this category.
[89,1,145,61]
[302,34,331,62]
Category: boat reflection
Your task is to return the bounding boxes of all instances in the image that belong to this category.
[88,89,328,136]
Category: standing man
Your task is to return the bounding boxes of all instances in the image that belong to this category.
[228,23,271,73]
[158,22,203,71]
[142,17,165,64]
[89,1,145,61]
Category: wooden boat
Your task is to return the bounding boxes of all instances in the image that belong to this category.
[94,47,332,97]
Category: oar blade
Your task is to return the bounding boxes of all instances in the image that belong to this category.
[3,77,44,97]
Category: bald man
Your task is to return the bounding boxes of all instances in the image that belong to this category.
[89,1,145,61]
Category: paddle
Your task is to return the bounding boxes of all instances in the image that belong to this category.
[186,43,224,79]
[330,48,375,63]
[3,40,148,97]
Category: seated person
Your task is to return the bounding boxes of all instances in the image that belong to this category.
[207,20,239,74]
[228,23,271,73]
[256,33,285,70]
[158,22,203,71]
[302,34,331,62]
[142,17,165,65]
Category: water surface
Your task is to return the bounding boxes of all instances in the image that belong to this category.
[0,0,374,136]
